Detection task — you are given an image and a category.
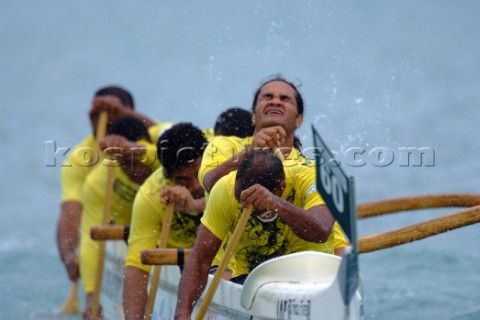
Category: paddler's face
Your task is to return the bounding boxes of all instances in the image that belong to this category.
[251,81,303,134]
[170,157,204,199]
[121,158,154,185]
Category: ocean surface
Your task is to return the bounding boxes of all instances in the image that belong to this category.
[1,1,479,319]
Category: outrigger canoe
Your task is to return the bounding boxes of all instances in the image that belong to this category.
[94,193,480,320]
[100,242,364,320]
[90,126,480,319]
[98,126,365,320]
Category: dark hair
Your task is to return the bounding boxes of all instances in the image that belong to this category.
[251,75,304,116]
[157,122,207,177]
[95,85,135,109]
[293,136,302,150]
[107,117,150,142]
[236,151,285,193]
[214,107,254,138]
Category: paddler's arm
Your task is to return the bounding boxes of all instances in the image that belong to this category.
[123,184,163,320]
[174,224,222,319]
[56,201,82,281]
[99,135,160,169]
[202,148,249,192]
[57,144,92,283]
[123,266,149,320]
[240,185,335,243]
[278,204,335,243]
[202,126,288,192]
[90,96,157,129]
[123,110,156,128]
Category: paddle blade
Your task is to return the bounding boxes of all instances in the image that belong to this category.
[59,282,81,314]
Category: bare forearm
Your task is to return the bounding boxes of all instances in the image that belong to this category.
[84,292,103,319]
[57,202,82,255]
[175,255,211,319]
[203,149,249,192]
[57,201,82,280]
[191,198,206,213]
[175,225,222,319]
[123,266,149,320]
[275,201,334,243]
[129,111,156,128]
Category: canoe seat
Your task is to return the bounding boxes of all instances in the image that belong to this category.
[240,251,341,310]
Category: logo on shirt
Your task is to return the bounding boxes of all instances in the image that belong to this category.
[257,210,278,222]
[306,184,317,197]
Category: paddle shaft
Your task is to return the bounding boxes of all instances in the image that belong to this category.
[195,206,253,320]
[273,147,285,162]
[91,225,129,241]
[91,163,115,317]
[358,205,480,253]
[357,193,480,219]
[95,111,108,143]
[141,205,480,263]
[144,203,175,320]
[141,248,192,266]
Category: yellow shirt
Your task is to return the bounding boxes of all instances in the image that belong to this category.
[199,135,346,254]
[199,136,310,186]
[79,159,141,293]
[61,135,97,202]
[61,123,172,203]
[201,160,335,278]
[147,122,174,142]
[333,222,347,250]
[199,135,249,191]
[125,168,202,273]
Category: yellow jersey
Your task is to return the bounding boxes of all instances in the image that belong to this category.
[202,160,335,278]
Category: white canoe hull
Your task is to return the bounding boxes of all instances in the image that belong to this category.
[101,242,364,320]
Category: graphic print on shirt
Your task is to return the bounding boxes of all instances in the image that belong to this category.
[169,211,203,245]
[238,189,296,272]
[113,178,138,202]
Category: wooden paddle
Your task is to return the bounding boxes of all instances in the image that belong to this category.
[95,111,108,145]
[141,204,480,263]
[90,161,116,317]
[144,203,175,320]
[194,148,283,319]
[357,193,480,219]
[141,248,193,266]
[273,147,285,162]
[358,204,480,253]
[91,225,129,241]
[59,281,80,314]
[195,205,253,320]
[60,111,108,315]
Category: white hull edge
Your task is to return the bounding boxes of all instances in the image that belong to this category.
[101,242,364,320]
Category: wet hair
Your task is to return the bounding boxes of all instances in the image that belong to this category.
[107,117,150,142]
[214,107,254,138]
[95,85,135,109]
[157,122,207,177]
[251,75,304,116]
[293,136,302,149]
[236,151,285,193]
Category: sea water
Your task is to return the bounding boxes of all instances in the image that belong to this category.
[1,1,479,319]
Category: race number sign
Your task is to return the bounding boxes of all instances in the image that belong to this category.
[311,125,358,251]
[312,125,360,309]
